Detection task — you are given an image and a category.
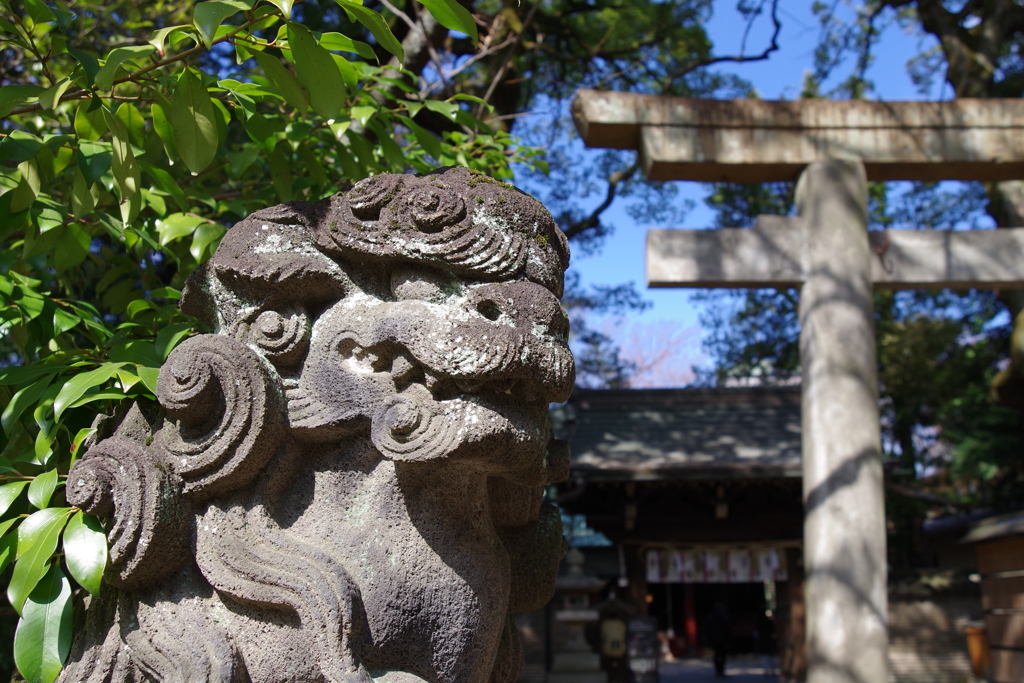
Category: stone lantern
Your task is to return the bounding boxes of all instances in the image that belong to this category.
[549,548,608,683]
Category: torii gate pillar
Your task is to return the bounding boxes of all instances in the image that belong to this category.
[797,160,887,683]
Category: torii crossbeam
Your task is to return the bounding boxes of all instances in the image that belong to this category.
[572,89,1024,683]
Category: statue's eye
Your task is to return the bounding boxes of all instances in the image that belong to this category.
[390,266,458,303]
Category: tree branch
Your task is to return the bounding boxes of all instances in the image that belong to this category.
[478,0,542,117]
[659,0,781,94]
[563,162,638,240]
[8,17,260,117]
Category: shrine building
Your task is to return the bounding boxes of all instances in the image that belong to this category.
[528,386,979,683]
[551,386,807,678]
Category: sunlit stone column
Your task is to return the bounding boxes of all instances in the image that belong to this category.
[797,160,888,683]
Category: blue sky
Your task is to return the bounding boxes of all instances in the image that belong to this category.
[558,0,943,385]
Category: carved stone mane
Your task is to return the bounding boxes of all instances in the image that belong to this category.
[61,167,573,683]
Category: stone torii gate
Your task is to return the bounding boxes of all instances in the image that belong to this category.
[572,90,1024,683]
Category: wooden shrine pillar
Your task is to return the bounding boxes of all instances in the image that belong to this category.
[797,161,888,683]
[779,548,808,683]
[683,583,697,656]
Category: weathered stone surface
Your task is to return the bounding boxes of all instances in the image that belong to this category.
[572,89,1024,182]
[647,220,1024,290]
[61,166,574,683]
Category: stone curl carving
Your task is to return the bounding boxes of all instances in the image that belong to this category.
[60,167,574,683]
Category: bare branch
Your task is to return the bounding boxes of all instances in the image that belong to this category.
[659,0,782,94]
[478,0,542,117]
[563,162,638,240]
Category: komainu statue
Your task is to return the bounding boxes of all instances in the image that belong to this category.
[61,167,574,683]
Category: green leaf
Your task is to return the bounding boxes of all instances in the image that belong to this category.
[137,367,160,394]
[269,140,293,202]
[190,222,225,261]
[414,0,477,45]
[155,212,205,246]
[62,512,106,596]
[297,144,327,187]
[141,162,187,212]
[369,120,405,172]
[101,107,141,209]
[107,340,159,367]
[9,508,70,614]
[350,105,376,127]
[400,115,442,159]
[0,85,46,118]
[69,389,128,410]
[251,51,308,115]
[73,102,107,141]
[23,0,57,24]
[405,101,424,118]
[286,23,347,120]
[0,481,29,517]
[115,103,146,147]
[240,111,279,153]
[0,364,69,387]
[1,377,51,436]
[155,323,194,361]
[193,0,252,49]
[150,103,177,161]
[37,79,72,110]
[424,99,459,121]
[26,469,57,509]
[70,168,95,217]
[333,0,404,62]
[13,563,73,683]
[227,144,260,177]
[94,45,156,92]
[76,141,112,185]
[0,131,44,164]
[70,427,96,462]
[317,32,376,60]
[0,519,20,573]
[50,4,75,29]
[52,362,126,420]
[450,93,492,111]
[52,307,80,336]
[65,46,100,87]
[169,68,219,174]
[53,224,90,272]
[9,164,38,214]
[147,24,193,56]
[265,0,294,18]
[0,169,20,199]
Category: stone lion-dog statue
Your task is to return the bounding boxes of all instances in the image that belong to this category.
[61,167,574,683]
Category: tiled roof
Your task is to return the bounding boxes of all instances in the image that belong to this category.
[552,387,802,481]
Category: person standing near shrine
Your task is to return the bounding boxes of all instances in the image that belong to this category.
[705,602,732,677]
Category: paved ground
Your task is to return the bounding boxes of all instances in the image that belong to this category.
[659,655,780,682]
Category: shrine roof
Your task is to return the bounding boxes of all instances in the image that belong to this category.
[551,387,802,481]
